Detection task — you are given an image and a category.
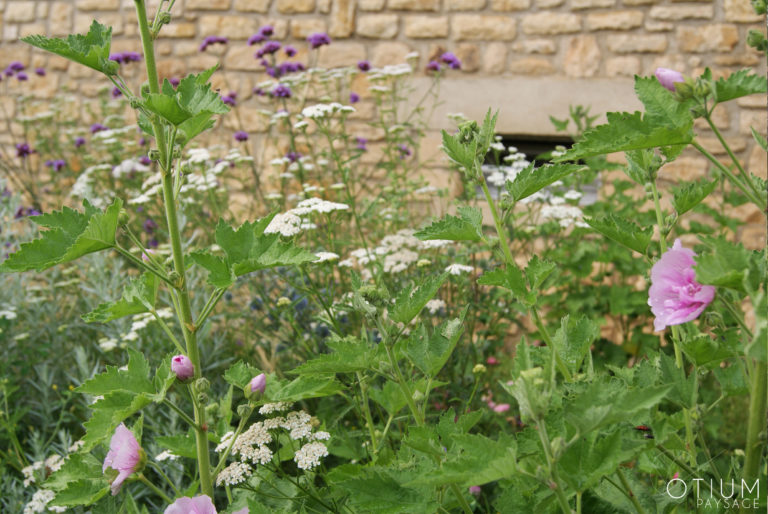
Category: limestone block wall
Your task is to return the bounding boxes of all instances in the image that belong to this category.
[0,0,766,243]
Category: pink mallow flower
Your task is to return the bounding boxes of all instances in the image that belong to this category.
[103,423,142,495]
[469,486,482,495]
[164,495,217,514]
[648,239,715,332]
[250,373,266,395]
[493,403,510,413]
[171,355,195,381]
[655,67,684,92]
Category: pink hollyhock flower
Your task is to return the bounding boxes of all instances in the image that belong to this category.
[486,356,499,366]
[655,68,684,92]
[171,355,195,381]
[232,509,249,514]
[648,239,715,332]
[103,423,142,495]
[469,486,482,495]
[493,403,510,413]
[164,495,217,514]
[249,373,266,395]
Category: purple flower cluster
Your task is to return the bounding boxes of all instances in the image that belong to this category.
[15,206,41,218]
[169,77,181,88]
[139,155,152,166]
[15,143,33,158]
[248,25,274,45]
[426,60,441,72]
[221,91,237,106]
[398,144,411,158]
[355,137,367,151]
[109,51,142,64]
[199,35,228,52]
[269,61,305,78]
[234,130,249,142]
[4,61,27,81]
[349,92,360,104]
[284,45,297,57]
[358,60,371,72]
[90,123,108,134]
[440,52,461,70]
[307,32,331,49]
[143,218,157,234]
[74,137,86,148]
[255,40,282,58]
[35,67,45,76]
[272,84,292,98]
[112,87,122,98]
[285,151,302,162]
[45,159,66,172]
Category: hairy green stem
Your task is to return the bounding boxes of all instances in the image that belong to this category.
[743,360,767,481]
[138,473,173,504]
[537,420,572,514]
[704,114,763,205]
[134,0,213,497]
[356,372,378,456]
[163,398,199,431]
[615,468,647,514]
[691,141,765,210]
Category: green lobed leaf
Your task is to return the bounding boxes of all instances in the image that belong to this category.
[45,453,105,492]
[143,67,229,127]
[81,392,152,451]
[270,376,343,402]
[713,68,768,104]
[223,361,262,390]
[76,348,153,397]
[505,162,585,201]
[414,206,483,242]
[1,199,122,272]
[390,272,448,325]
[552,315,600,375]
[624,149,662,185]
[22,21,117,76]
[694,236,754,291]
[404,307,468,377]
[477,265,533,305]
[49,479,110,507]
[441,129,478,172]
[477,109,499,157]
[156,430,198,459]
[558,431,643,493]
[82,273,159,323]
[290,338,377,375]
[584,214,653,254]
[554,111,693,162]
[671,179,717,215]
[634,75,693,130]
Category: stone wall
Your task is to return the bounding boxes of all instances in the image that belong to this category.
[1,0,766,244]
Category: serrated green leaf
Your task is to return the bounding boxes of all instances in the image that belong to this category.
[558,431,641,492]
[45,453,104,492]
[751,127,768,151]
[671,179,717,215]
[624,149,662,184]
[525,256,556,292]
[50,479,110,507]
[694,236,753,291]
[585,214,653,254]
[22,21,117,76]
[477,109,499,156]
[552,315,600,375]
[190,250,234,288]
[270,376,343,402]
[477,265,532,305]
[635,75,693,130]
[77,349,153,397]
[81,392,152,450]
[83,273,159,323]
[713,68,768,104]
[390,272,448,325]
[223,361,262,389]
[505,162,585,201]
[142,67,229,127]
[554,111,693,162]
[441,129,477,171]
[659,352,696,409]
[404,307,468,377]
[177,112,216,147]
[291,338,376,375]
[414,206,483,242]
[156,430,197,459]
[1,199,122,272]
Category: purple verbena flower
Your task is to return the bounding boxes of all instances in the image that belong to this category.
[15,143,33,158]
[35,67,45,76]
[277,61,305,77]
[648,239,716,331]
[169,77,180,87]
[256,40,281,58]
[109,52,142,64]
[426,60,441,72]
[234,130,249,142]
[199,35,228,52]
[440,52,461,70]
[349,92,360,104]
[285,151,301,162]
[90,123,108,134]
[355,137,367,151]
[248,25,274,46]
[139,155,152,166]
[253,86,265,96]
[112,87,122,98]
[74,137,86,148]
[142,218,157,234]
[284,45,297,57]
[357,60,371,72]
[221,93,237,106]
[9,61,24,72]
[398,144,411,158]
[16,72,27,81]
[45,159,66,172]
[307,32,331,50]
[138,137,147,146]
[272,83,291,98]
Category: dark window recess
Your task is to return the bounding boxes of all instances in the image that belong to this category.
[484,134,574,165]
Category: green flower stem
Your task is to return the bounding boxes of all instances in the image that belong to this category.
[356,372,378,456]
[536,419,572,514]
[649,180,698,466]
[148,461,182,497]
[196,288,226,330]
[113,244,175,289]
[162,398,199,431]
[138,473,173,504]
[532,308,573,383]
[743,360,767,481]
[212,404,254,479]
[615,468,647,514]
[691,140,765,211]
[134,0,213,497]
[479,177,515,266]
[703,114,763,205]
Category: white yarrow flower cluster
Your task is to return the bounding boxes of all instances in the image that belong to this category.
[294,441,329,470]
[301,102,355,120]
[425,299,446,314]
[540,204,588,228]
[23,489,65,514]
[344,229,451,274]
[216,461,252,486]
[445,264,474,276]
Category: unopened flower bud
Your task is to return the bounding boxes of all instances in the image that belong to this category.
[118,208,129,226]
[129,97,143,110]
[158,11,172,24]
[171,355,195,381]
[654,68,684,93]
[194,377,210,392]
[237,404,251,417]
[249,373,266,396]
[147,149,160,161]
[197,392,208,404]
[276,296,291,307]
